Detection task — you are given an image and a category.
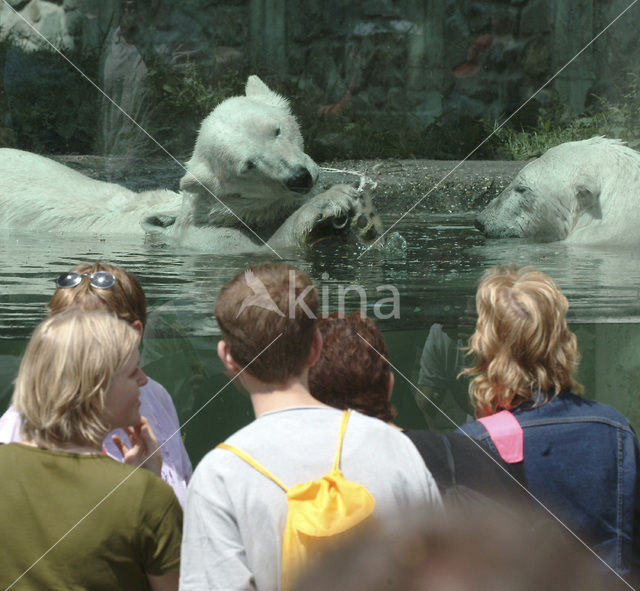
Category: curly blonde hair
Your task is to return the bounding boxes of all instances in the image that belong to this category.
[462,266,582,417]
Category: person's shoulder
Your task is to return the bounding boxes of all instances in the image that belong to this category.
[190,436,250,484]
[440,431,508,471]
[0,441,23,460]
[339,410,402,434]
[347,412,430,456]
[0,406,21,443]
[138,467,182,506]
[404,429,505,474]
[350,410,401,433]
[93,453,162,487]
[112,460,182,515]
[576,397,635,430]
[455,418,490,440]
[85,453,171,492]
[405,428,446,448]
[525,393,634,430]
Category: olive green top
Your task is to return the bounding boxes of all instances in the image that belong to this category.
[0,443,182,590]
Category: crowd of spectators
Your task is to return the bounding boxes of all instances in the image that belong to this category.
[1,261,638,590]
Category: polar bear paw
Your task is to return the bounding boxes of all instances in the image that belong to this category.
[268,183,383,249]
[300,184,383,246]
[350,186,384,245]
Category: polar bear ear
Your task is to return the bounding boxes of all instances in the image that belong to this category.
[245,75,291,111]
[576,184,602,219]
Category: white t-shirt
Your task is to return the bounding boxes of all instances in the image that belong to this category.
[180,406,442,591]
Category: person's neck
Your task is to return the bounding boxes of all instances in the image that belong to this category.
[247,375,329,418]
[22,439,102,455]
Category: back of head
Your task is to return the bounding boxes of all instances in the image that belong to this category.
[294,508,613,591]
[463,265,582,416]
[12,309,140,448]
[309,312,396,422]
[48,262,146,327]
[214,263,318,383]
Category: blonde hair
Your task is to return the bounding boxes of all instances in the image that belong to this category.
[462,266,582,417]
[48,262,146,326]
[12,310,140,448]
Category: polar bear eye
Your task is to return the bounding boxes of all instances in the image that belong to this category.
[274,127,281,137]
[243,160,255,173]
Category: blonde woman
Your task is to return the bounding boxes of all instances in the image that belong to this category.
[0,310,181,590]
[0,262,192,505]
[457,266,640,579]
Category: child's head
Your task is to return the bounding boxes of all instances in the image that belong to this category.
[215,263,318,383]
[463,265,582,416]
[12,310,140,448]
[309,313,396,422]
[49,262,146,327]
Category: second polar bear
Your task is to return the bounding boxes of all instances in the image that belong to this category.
[0,76,382,252]
[474,137,640,244]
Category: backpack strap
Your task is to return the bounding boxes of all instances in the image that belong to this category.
[216,410,351,491]
[332,410,351,471]
[477,410,524,464]
[217,442,289,492]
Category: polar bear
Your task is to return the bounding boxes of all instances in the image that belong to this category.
[0,75,381,252]
[474,137,640,244]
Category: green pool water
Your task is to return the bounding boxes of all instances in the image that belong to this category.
[3,210,640,466]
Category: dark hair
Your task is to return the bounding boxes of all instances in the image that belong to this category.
[215,263,318,383]
[309,312,396,423]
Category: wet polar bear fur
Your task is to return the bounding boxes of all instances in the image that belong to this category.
[475,137,640,244]
[0,75,381,252]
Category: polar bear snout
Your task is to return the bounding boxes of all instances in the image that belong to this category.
[475,200,525,239]
[285,166,315,194]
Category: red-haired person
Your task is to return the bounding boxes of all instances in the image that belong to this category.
[308,312,526,507]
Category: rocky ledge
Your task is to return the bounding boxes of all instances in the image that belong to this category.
[53,155,528,215]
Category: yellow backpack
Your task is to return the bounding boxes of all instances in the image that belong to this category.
[217,410,376,590]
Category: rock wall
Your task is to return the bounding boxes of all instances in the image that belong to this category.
[0,0,637,155]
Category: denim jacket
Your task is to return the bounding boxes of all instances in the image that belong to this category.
[457,392,640,578]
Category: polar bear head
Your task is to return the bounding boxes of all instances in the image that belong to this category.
[180,76,320,228]
[475,137,640,242]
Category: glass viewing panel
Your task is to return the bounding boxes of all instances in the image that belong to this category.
[1,1,640,465]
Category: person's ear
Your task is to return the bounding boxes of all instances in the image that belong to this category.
[217,340,243,376]
[307,330,323,368]
[131,319,144,337]
[387,371,395,399]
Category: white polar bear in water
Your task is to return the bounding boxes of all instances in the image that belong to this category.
[475,137,640,244]
[0,75,381,252]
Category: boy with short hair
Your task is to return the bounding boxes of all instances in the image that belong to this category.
[180,263,441,591]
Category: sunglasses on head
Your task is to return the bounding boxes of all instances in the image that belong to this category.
[55,271,118,290]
